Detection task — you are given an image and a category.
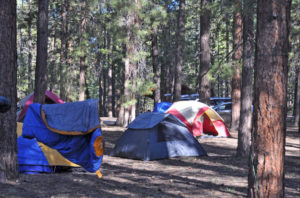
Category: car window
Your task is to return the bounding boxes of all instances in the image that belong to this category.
[218,105,226,110]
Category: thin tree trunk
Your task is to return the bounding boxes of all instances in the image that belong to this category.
[79,0,86,101]
[102,67,107,116]
[161,1,171,101]
[0,0,19,182]
[116,45,126,125]
[97,51,104,116]
[293,67,300,126]
[112,45,117,117]
[60,0,68,101]
[66,39,73,101]
[49,36,57,92]
[174,0,185,102]
[152,25,161,104]
[248,0,291,197]
[198,0,211,105]
[237,0,254,157]
[230,1,242,131]
[225,11,230,98]
[27,0,33,94]
[107,31,113,117]
[34,0,49,104]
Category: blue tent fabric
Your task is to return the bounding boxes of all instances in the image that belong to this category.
[18,136,52,174]
[153,102,172,113]
[41,99,100,133]
[22,100,103,173]
[110,112,207,161]
[128,112,180,129]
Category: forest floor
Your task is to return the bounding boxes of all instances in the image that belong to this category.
[0,120,299,198]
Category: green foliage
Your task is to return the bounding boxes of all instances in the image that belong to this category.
[15,0,298,113]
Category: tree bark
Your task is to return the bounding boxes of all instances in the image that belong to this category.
[79,0,86,101]
[59,0,68,101]
[248,0,291,197]
[152,25,161,104]
[231,1,242,131]
[174,0,185,102]
[27,0,33,94]
[0,0,19,182]
[293,67,300,126]
[49,35,57,92]
[198,0,211,105]
[34,0,49,104]
[112,45,117,117]
[237,0,254,157]
[107,31,113,117]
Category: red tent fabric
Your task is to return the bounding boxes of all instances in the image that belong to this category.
[166,101,231,137]
[17,90,64,122]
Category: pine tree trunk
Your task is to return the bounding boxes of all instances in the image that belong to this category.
[152,26,161,104]
[107,31,113,117]
[237,0,254,157]
[248,0,291,197]
[225,12,230,98]
[198,0,211,105]
[79,0,86,101]
[49,36,57,92]
[161,3,171,101]
[34,0,49,104]
[27,0,33,94]
[97,52,104,116]
[0,0,19,182]
[116,46,126,126]
[174,0,185,102]
[230,2,242,131]
[60,0,68,101]
[112,46,117,117]
[293,67,300,126]
[66,39,73,101]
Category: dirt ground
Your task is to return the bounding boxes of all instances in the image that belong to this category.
[0,121,299,198]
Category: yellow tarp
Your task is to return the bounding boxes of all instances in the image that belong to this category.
[17,122,79,167]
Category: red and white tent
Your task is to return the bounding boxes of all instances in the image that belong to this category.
[166,101,231,137]
[17,90,64,122]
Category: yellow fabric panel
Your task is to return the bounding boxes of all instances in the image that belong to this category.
[17,122,23,137]
[37,142,79,167]
[205,109,223,121]
[17,122,79,167]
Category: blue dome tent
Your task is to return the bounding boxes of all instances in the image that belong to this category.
[110,112,207,161]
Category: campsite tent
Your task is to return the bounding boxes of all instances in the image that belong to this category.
[166,101,231,137]
[17,90,64,122]
[110,112,207,161]
[17,122,79,174]
[20,99,103,175]
[153,102,172,113]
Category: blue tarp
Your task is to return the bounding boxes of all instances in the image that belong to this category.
[18,136,52,174]
[22,99,103,172]
[153,102,172,113]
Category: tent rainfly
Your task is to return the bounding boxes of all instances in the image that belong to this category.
[17,90,64,122]
[166,101,231,137]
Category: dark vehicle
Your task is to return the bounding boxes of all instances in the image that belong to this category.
[212,102,232,113]
[210,97,232,107]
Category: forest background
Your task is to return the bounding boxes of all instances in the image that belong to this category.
[15,0,299,127]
